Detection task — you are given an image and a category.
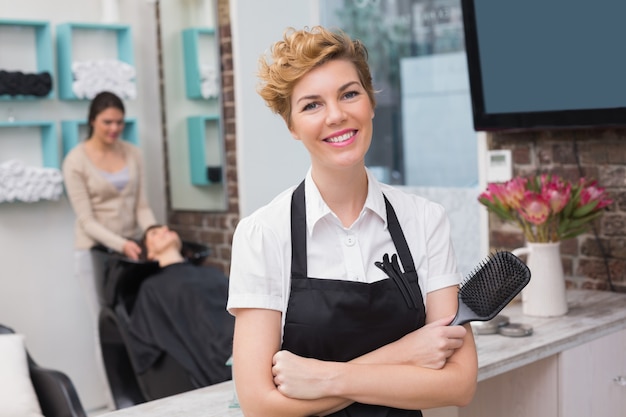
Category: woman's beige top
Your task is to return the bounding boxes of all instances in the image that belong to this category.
[62,141,156,252]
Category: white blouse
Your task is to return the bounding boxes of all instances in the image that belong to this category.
[227,168,461,325]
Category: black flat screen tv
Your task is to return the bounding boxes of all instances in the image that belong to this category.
[461,0,626,132]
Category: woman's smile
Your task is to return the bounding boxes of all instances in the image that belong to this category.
[324,129,357,146]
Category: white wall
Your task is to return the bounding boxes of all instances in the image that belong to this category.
[0,0,165,412]
[231,0,319,216]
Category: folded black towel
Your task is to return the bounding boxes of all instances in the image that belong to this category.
[0,70,53,97]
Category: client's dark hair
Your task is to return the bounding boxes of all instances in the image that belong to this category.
[139,224,164,261]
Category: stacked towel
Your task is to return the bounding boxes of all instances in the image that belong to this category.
[0,160,64,203]
[199,64,219,99]
[0,70,53,97]
[72,59,137,99]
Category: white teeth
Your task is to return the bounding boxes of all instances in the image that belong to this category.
[326,131,354,143]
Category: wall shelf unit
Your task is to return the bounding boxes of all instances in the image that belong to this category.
[0,19,54,100]
[56,22,134,100]
[187,115,223,186]
[182,27,218,99]
[61,118,138,157]
[0,121,58,168]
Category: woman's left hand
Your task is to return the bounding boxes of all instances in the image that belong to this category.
[272,350,333,400]
[123,239,142,260]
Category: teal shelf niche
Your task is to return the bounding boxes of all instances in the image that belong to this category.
[182,27,218,99]
[187,115,223,186]
[61,118,138,157]
[56,22,134,100]
[0,121,58,169]
[0,19,54,100]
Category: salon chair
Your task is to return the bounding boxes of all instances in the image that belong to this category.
[91,241,211,409]
[0,324,87,417]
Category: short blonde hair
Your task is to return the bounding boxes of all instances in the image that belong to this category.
[257,26,376,127]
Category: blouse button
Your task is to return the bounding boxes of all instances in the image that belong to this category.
[345,235,356,247]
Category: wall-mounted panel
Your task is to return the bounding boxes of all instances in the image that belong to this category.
[0,19,54,100]
[0,120,58,168]
[187,114,222,186]
[56,22,134,100]
[182,27,219,100]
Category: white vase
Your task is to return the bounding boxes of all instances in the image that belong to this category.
[512,241,568,317]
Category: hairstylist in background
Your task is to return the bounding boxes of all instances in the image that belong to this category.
[64,91,156,261]
[62,90,156,409]
[227,26,477,417]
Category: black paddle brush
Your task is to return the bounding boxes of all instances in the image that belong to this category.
[449,251,531,326]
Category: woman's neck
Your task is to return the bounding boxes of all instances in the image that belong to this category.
[83,139,126,172]
[311,165,368,228]
[86,137,117,153]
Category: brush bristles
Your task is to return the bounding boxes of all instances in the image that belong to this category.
[459,251,531,317]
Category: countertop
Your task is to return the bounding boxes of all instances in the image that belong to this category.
[472,288,626,381]
[101,289,626,417]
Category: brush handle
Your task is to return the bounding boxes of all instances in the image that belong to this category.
[449,299,475,326]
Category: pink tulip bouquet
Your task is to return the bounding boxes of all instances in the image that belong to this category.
[478,174,613,242]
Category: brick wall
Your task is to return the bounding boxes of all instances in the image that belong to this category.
[488,129,626,293]
[162,0,239,275]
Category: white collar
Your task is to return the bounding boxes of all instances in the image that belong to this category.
[303,168,388,236]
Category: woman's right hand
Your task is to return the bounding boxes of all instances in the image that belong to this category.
[392,316,467,369]
[355,315,466,370]
[122,240,142,260]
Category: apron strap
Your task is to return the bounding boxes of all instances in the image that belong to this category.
[291,180,307,278]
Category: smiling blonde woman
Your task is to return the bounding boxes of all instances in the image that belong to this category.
[227,26,477,417]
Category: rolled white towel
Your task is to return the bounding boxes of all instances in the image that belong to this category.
[0,159,26,175]
[201,80,219,99]
[199,64,219,99]
[72,60,96,78]
[72,59,137,99]
[0,160,24,191]
[0,160,63,203]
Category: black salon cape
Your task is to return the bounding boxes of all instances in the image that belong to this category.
[126,262,234,387]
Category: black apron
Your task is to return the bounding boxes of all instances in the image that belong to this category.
[282,181,426,417]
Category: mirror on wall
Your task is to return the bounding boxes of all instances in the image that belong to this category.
[320,0,484,276]
[157,0,227,211]
[321,0,476,188]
